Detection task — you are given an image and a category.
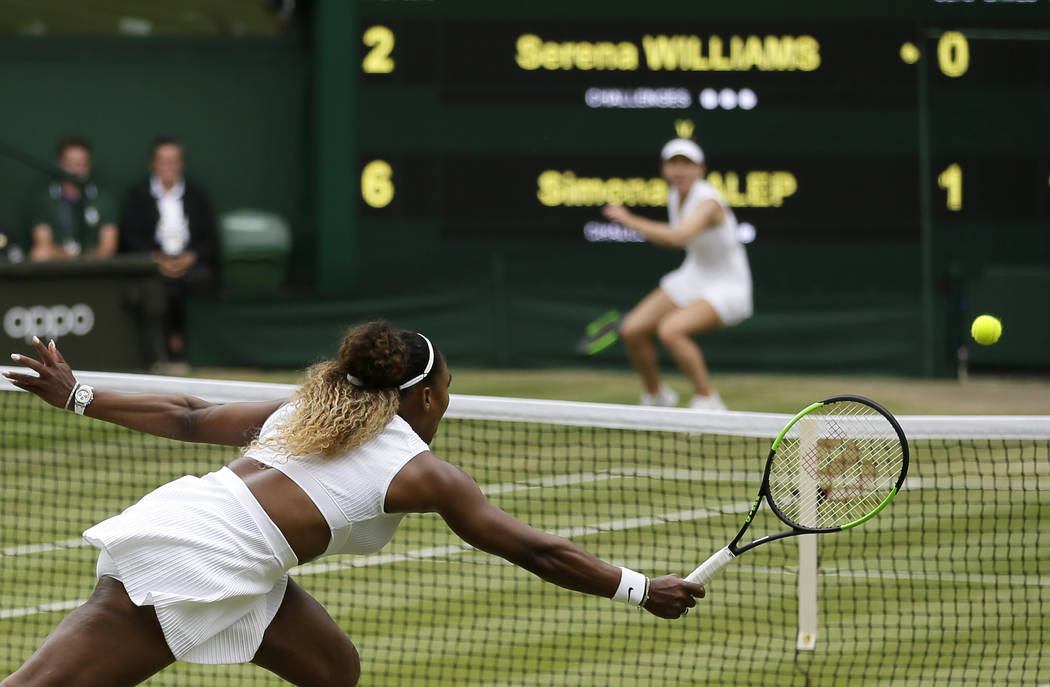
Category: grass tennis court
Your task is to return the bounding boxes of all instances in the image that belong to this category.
[2,371,1048,685]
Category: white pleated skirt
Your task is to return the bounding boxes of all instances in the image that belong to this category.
[84,466,297,664]
[659,265,753,326]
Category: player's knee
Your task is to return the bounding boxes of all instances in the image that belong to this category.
[619,318,650,343]
[656,323,686,346]
[315,640,360,687]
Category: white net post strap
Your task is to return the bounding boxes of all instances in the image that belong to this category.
[797,416,819,651]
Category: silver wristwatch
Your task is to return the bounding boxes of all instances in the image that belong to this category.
[73,384,94,415]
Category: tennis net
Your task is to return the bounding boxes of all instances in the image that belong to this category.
[1,370,1048,686]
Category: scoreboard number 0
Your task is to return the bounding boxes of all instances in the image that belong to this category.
[937,31,969,78]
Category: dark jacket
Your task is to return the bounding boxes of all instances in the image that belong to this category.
[119,178,218,272]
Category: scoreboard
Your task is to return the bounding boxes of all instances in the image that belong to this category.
[350,0,1050,373]
[358,1,1047,238]
[358,13,919,242]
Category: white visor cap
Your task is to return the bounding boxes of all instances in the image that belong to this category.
[660,138,704,164]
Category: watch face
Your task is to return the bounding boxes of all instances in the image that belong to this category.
[75,387,93,404]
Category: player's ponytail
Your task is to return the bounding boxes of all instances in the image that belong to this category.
[341,321,409,390]
[249,321,407,458]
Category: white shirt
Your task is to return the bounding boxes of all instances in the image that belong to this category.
[151,175,190,255]
[244,405,431,557]
[668,180,750,284]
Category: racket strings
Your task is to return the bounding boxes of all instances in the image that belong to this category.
[769,402,904,529]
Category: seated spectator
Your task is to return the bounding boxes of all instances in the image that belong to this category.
[26,136,119,262]
[0,217,26,263]
[120,136,218,363]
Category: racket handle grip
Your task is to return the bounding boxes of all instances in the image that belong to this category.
[685,547,736,586]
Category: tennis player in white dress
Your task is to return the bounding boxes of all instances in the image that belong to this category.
[2,324,704,686]
[603,138,753,410]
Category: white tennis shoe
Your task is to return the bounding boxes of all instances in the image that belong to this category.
[639,385,679,407]
[689,392,727,411]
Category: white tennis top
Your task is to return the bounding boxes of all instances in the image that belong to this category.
[668,179,750,284]
[243,404,430,557]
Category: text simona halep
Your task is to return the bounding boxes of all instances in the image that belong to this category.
[536,170,798,209]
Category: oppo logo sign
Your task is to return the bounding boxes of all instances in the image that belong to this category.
[3,304,95,343]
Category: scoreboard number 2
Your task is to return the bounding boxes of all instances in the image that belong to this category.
[363,25,395,74]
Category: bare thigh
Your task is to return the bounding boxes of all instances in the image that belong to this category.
[657,299,724,340]
[251,578,360,687]
[2,577,174,687]
[620,288,677,339]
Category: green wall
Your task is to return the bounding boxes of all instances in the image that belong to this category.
[0,35,310,279]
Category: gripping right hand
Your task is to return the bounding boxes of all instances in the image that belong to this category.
[642,574,706,619]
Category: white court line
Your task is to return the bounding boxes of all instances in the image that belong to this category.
[4,488,1049,620]
[904,476,1045,491]
[2,467,1042,561]
[480,471,620,495]
[0,500,755,619]
[0,469,753,560]
[292,501,756,576]
[0,598,86,620]
[822,567,1050,588]
[1,538,85,558]
[4,468,1048,619]
[7,490,1048,622]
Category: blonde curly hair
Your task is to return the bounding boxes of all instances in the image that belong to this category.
[249,320,425,458]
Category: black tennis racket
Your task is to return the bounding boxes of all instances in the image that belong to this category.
[686,395,909,586]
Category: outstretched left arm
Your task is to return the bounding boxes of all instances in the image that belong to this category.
[4,337,284,447]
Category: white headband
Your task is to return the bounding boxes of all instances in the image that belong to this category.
[344,332,435,390]
[398,333,434,390]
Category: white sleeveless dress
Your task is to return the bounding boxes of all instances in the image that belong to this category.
[84,408,428,664]
[658,179,753,326]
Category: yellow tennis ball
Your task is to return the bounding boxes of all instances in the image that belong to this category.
[970,314,1002,345]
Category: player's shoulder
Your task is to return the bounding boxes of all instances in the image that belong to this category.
[692,179,722,199]
[399,450,466,485]
[388,450,477,513]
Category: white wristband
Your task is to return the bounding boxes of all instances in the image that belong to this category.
[612,567,648,606]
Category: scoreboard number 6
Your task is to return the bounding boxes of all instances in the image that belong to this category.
[361,160,395,208]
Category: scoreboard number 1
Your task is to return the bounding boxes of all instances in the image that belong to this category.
[937,163,962,211]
